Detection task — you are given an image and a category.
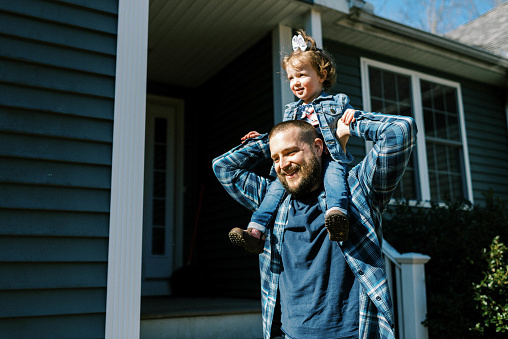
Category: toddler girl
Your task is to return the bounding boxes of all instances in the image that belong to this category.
[229,30,353,254]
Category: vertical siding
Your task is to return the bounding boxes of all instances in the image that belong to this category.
[0,0,118,337]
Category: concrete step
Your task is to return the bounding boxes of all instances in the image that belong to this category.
[140,297,263,339]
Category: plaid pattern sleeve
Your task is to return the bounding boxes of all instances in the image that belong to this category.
[344,111,418,339]
[212,133,272,212]
[349,111,418,211]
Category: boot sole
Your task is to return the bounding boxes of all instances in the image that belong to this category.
[229,230,263,254]
[325,214,349,242]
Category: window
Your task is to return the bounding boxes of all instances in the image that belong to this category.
[361,59,473,203]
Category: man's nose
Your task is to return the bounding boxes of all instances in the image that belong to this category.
[280,157,290,170]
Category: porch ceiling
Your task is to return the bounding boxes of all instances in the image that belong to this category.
[147,0,312,88]
[147,0,508,89]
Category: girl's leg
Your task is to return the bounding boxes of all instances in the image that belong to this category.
[229,178,285,254]
[322,155,350,241]
[247,178,286,233]
[322,155,349,215]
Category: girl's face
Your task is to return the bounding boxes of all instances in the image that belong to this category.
[286,62,325,104]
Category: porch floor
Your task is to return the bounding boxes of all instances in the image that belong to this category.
[141,296,261,319]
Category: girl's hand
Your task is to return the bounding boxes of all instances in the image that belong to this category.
[337,109,356,152]
[340,109,356,125]
[241,131,261,142]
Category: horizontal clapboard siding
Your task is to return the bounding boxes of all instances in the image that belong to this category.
[327,39,367,167]
[0,0,117,337]
[461,84,508,203]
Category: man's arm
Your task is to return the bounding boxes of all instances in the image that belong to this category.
[345,111,417,210]
[212,134,272,212]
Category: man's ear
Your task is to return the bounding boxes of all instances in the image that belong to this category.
[314,138,324,156]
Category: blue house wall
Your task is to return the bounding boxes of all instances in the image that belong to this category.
[0,1,118,336]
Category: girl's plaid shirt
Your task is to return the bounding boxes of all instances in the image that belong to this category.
[212,110,417,339]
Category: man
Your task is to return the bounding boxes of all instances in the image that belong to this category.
[212,109,417,338]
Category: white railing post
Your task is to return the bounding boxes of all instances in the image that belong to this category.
[382,240,430,339]
[398,253,431,339]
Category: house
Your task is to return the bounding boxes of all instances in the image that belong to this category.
[1,0,507,338]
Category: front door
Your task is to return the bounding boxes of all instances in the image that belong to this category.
[141,95,184,296]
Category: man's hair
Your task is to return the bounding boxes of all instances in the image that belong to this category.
[268,120,319,146]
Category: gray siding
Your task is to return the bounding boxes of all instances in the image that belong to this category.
[0,0,117,337]
[461,84,508,203]
[327,41,368,167]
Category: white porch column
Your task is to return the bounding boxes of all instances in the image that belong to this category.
[398,253,431,339]
[105,0,149,338]
[305,9,323,48]
[272,24,294,124]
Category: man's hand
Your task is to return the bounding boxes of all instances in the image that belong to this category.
[337,109,356,152]
[241,131,261,142]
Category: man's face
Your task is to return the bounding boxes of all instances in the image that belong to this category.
[269,128,323,197]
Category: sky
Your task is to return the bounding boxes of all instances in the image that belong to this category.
[366,0,505,33]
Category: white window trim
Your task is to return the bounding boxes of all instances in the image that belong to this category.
[106,0,149,338]
[360,57,474,204]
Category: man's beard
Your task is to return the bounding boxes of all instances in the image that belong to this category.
[278,155,321,199]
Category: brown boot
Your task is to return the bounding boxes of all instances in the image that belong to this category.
[229,228,265,254]
[324,210,349,242]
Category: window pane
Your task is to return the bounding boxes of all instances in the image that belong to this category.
[153,171,166,198]
[433,84,445,111]
[421,80,460,142]
[445,87,457,113]
[371,99,384,112]
[447,115,460,141]
[154,145,166,170]
[368,66,417,200]
[426,141,464,201]
[383,72,396,101]
[153,199,165,225]
[369,68,382,98]
[421,79,465,201]
[152,227,165,255]
[423,109,434,137]
[434,112,448,140]
[154,118,167,142]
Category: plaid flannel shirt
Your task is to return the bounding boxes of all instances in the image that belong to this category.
[212,110,417,339]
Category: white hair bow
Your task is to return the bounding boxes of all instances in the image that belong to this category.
[292,34,307,51]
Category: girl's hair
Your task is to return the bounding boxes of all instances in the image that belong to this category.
[282,29,337,91]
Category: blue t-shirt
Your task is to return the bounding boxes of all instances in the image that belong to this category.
[279,189,359,339]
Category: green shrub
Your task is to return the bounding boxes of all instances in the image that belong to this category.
[382,192,508,338]
[473,236,508,335]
